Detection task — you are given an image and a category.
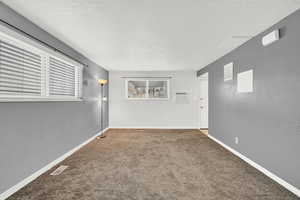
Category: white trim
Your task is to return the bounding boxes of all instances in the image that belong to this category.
[208,134,300,197]
[198,72,209,129]
[109,126,199,129]
[0,128,110,200]
[0,98,83,102]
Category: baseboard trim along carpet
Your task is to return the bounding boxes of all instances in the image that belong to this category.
[109,126,199,129]
[0,127,110,200]
[208,134,300,197]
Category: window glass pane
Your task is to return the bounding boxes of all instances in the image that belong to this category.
[127,80,147,98]
[148,80,168,98]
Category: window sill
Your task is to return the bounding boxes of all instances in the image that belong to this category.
[126,98,170,101]
[0,98,83,103]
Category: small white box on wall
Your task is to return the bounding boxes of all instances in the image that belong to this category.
[237,69,253,93]
[262,30,279,46]
[175,92,191,104]
[224,62,233,81]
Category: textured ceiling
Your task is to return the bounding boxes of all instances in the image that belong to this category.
[2,0,300,71]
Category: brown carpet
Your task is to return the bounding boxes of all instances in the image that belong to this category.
[8,129,298,200]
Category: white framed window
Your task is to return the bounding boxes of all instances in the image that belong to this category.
[125,79,170,100]
[0,28,83,102]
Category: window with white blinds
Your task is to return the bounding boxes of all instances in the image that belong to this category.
[0,30,83,101]
[0,40,43,97]
[49,57,75,97]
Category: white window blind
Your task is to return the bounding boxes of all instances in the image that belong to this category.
[0,29,83,101]
[0,39,43,97]
[49,57,75,97]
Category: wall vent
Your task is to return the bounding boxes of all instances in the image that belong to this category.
[50,165,69,176]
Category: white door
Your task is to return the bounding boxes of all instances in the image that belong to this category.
[199,73,208,129]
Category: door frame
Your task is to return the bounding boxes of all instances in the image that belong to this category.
[198,72,209,130]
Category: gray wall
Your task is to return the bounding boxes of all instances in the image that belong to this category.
[197,9,300,189]
[0,2,109,194]
[109,71,200,128]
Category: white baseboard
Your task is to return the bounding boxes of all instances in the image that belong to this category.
[208,134,300,197]
[0,127,110,200]
[109,126,199,129]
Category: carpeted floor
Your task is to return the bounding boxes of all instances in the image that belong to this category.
[8,129,298,200]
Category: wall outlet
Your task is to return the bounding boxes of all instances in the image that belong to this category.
[235,137,239,144]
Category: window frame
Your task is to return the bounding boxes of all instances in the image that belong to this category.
[125,79,170,100]
[47,55,81,100]
[0,24,83,102]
